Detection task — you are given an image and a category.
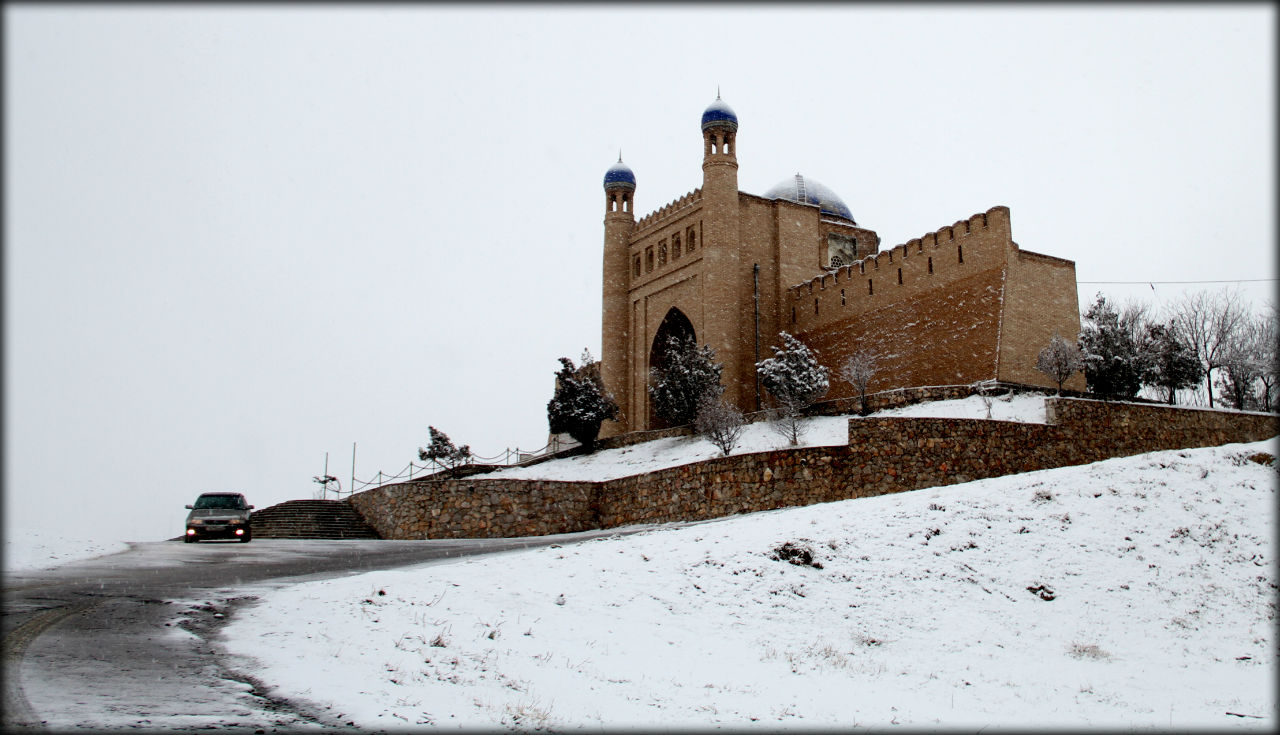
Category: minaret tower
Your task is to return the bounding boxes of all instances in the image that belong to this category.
[698,93,749,409]
[700,92,739,190]
[600,155,636,436]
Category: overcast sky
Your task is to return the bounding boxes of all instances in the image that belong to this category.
[5,5,1274,543]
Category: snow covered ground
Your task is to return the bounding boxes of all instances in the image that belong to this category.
[491,391,1048,482]
[3,530,132,573]
[218,428,1278,729]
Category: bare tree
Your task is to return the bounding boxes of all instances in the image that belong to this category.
[695,395,745,456]
[1034,334,1084,395]
[1255,306,1279,411]
[972,379,999,419]
[1168,289,1250,408]
[838,348,879,415]
[1215,312,1274,410]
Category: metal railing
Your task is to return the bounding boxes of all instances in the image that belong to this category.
[346,435,579,495]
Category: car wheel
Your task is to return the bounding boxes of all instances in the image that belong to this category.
[184,535,195,543]
[239,533,252,543]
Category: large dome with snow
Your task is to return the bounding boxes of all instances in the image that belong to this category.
[763,174,855,223]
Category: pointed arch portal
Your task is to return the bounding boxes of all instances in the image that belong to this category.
[647,308,696,429]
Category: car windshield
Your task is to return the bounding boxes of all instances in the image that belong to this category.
[193,495,244,510]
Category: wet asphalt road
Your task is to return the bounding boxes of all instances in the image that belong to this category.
[2,530,642,731]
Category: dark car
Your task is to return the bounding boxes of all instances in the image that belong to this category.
[184,492,254,543]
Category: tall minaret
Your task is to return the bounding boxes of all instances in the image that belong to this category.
[698,94,748,410]
[600,155,636,437]
[700,92,739,194]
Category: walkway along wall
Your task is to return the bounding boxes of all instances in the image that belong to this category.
[348,398,1278,540]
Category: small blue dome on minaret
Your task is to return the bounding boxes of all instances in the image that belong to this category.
[603,155,636,191]
[701,93,738,132]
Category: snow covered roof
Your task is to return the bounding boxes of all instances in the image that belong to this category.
[603,157,636,191]
[763,173,856,223]
[700,96,738,132]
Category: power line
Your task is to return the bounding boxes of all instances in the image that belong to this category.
[1078,278,1277,285]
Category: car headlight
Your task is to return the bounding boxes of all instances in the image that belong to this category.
[189,519,204,525]
[229,519,245,524]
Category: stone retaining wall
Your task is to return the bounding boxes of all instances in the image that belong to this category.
[348,398,1277,540]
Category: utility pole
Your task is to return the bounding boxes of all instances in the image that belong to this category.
[753,263,761,411]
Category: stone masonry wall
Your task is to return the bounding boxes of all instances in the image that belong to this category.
[348,398,1278,540]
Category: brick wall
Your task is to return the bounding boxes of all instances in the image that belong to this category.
[997,248,1086,391]
[798,269,1006,398]
[349,398,1277,540]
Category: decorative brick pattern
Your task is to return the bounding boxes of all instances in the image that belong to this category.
[348,399,1277,540]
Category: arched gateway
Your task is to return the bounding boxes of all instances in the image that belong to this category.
[647,308,696,429]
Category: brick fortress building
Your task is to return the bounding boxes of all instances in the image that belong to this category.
[600,95,1085,437]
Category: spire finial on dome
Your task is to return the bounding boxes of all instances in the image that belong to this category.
[603,155,636,191]
[701,92,738,132]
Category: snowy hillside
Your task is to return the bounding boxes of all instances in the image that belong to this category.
[491,392,1049,482]
[219,436,1277,730]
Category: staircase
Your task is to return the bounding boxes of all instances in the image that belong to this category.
[249,500,381,540]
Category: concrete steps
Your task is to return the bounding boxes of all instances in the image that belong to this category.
[249,499,381,539]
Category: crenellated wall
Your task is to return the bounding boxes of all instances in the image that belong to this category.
[634,189,703,233]
[789,206,1009,334]
[786,205,1084,398]
[349,398,1277,540]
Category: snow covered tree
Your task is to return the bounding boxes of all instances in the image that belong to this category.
[1034,334,1084,395]
[1143,323,1203,405]
[648,335,724,426]
[1079,294,1151,399]
[547,350,618,452]
[838,347,879,415]
[695,394,745,457]
[757,332,829,445]
[418,426,471,478]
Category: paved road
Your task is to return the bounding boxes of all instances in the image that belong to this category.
[2,529,644,731]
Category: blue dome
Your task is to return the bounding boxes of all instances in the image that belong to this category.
[763,174,856,223]
[701,97,738,132]
[603,158,636,190]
